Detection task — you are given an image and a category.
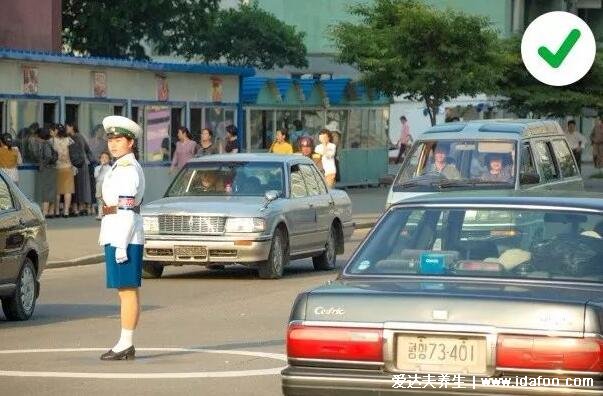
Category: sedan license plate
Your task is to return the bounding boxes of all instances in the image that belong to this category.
[396,334,487,375]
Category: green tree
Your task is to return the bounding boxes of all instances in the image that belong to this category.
[197,1,308,69]
[62,0,219,60]
[331,0,505,125]
[497,37,603,117]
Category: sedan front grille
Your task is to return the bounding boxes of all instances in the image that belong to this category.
[158,215,225,234]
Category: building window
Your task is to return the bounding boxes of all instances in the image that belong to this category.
[204,107,236,142]
[249,109,275,151]
[66,103,78,125]
[43,103,56,126]
[143,105,171,162]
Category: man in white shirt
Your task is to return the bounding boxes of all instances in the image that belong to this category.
[565,120,586,171]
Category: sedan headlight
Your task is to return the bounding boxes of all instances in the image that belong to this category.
[143,216,159,234]
[225,217,265,233]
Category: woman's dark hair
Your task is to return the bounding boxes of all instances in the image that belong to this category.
[276,129,289,142]
[65,122,79,134]
[201,127,214,138]
[38,127,51,140]
[226,125,238,137]
[319,128,332,142]
[177,126,193,140]
[0,133,13,148]
[568,120,576,126]
[99,150,111,160]
[400,116,407,122]
[52,123,68,138]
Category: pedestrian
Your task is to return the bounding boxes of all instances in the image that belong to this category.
[36,127,58,218]
[51,123,75,217]
[94,151,112,220]
[315,129,337,188]
[591,116,603,169]
[170,126,198,173]
[395,116,413,164]
[224,125,239,153]
[268,129,293,154]
[565,120,586,172]
[324,121,342,182]
[88,124,109,161]
[196,128,219,156]
[98,115,145,361]
[67,122,94,215]
[0,133,22,185]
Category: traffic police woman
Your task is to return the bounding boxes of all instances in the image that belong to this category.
[98,116,145,361]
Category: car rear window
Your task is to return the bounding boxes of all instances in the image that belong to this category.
[346,206,603,283]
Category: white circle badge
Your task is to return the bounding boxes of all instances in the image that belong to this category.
[521,11,596,86]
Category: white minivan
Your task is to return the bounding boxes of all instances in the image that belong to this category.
[386,119,584,207]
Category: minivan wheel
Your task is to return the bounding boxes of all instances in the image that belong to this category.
[312,226,337,271]
[2,258,37,321]
[142,261,164,279]
[258,228,289,279]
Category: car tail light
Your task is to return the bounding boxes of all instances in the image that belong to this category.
[287,324,383,362]
[497,335,603,372]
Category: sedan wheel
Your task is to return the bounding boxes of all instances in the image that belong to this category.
[2,259,37,321]
[258,228,289,279]
[313,226,337,271]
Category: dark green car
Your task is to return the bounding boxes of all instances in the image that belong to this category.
[283,193,603,395]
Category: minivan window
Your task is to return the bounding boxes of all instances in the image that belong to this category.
[551,139,578,178]
[394,140,516,192]
[533,141,559,182]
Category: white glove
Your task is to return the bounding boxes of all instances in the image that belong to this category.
[115,247,128,264]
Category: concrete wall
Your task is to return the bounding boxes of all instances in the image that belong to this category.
[0,0,61,52]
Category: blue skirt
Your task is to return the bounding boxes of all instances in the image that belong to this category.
[104,244,143,289]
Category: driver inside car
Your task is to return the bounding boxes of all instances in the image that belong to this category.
[423,144,461,179]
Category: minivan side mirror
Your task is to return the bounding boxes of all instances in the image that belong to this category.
[520,172,540,185]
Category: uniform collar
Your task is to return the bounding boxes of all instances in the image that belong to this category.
[116,152,135,161]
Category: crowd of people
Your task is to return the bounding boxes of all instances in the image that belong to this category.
[0,120,341,219]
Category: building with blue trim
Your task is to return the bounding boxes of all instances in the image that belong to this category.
[0,48,253,201]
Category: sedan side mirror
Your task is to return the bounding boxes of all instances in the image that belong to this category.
[520,172,540,185]
[264,190,280,203]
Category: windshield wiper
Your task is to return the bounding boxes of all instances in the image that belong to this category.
[438,179,513,188]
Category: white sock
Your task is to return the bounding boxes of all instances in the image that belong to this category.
[112,329,134,352]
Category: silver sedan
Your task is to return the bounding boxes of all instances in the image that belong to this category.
[141,154,354,279]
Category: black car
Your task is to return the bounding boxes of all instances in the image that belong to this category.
[0,171,48,320]
[282,193,603,395]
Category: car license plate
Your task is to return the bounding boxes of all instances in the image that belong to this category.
[174,245,207,260]
[396,334,487,374]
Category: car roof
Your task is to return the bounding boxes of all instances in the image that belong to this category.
[417,119,564,141]
[189,153,313,165]
[390,191,603,212]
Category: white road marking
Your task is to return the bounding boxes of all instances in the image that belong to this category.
[0,347,287,379]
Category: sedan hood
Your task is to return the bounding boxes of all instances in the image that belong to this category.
[301,279,603,333]
[142,195,266,217]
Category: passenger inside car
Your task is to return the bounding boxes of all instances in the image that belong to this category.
[422,144,461,179]
[192,171,225,193]
[480,153,513,182]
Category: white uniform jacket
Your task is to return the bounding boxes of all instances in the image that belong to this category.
[98,153,145,248]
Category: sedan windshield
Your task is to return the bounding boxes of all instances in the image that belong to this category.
[166,162,284,197]
[346,206,603,283]
[394,140,517,192]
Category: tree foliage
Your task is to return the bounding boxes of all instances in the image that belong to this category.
[62,0,219,60]
[497,36,603,117]
[331,0,505,125]
[183,1,308,69]
[62,0,307,69]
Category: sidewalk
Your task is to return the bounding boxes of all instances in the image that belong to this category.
[46,188,387,268]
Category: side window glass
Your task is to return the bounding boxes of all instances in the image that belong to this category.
[290,166,308,198]
[0,176,14,212]
[520,145,536,176]
[533,141,559,182]
[300,164,321,196]
[310,165,328,195]
[551,140,578,178]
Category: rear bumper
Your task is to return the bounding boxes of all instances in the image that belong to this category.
[282,366,603,396]
[143,236,271,264]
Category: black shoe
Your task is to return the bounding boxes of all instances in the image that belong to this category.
[100,345,135,361]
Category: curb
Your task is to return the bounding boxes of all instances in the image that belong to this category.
[47,254,105,269]
[45,219,379,270]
